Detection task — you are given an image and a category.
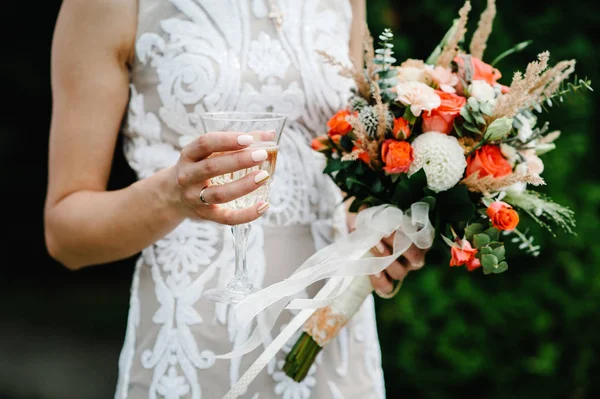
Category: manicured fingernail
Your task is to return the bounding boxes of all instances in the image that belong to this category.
[375,242,386,254]
[257,202,270,215]
[374,272,382,278]
[238,134,254,145]
[254,170,270,184]
[251,149,268,162]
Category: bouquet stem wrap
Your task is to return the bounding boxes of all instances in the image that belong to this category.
[218,202,434,399]
[284,275,374,381]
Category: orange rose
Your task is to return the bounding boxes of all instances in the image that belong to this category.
[466,145,513,178]
[352,139,371,164]
[392,117,411,140]
[421,90,466,134]
[486,201,520,231]
[450,239,479,271]
[311,135,331,152]
[381,139,413,174]
[327,109,355,137]
[454,56,502,86]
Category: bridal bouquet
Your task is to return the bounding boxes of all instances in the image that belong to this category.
[282,0,592,382]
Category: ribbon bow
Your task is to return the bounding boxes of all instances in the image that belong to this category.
[219,202,435,398]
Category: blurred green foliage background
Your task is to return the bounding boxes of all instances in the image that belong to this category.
[367,1,600,398]
[0,1,597,398]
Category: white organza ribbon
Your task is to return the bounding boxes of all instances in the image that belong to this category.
[219,202,434,398]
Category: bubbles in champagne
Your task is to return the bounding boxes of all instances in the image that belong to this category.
[210,143,278,210]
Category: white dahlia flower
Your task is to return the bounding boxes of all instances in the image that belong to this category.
[395,81,441,117]
[408,132,467,193]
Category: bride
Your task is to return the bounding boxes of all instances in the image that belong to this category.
[44,0,426,397]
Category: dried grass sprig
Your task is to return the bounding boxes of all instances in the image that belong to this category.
[437,1,472,68]
[461,171,545,195]
[493,51,550,119]
[315,50,371,101]
[531,60,576,102]
[469,0,496,59]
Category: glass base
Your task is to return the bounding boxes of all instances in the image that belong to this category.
[203,286,257,304]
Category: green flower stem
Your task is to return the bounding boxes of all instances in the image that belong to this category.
[283,332,323,382]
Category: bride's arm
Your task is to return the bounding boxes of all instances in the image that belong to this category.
[45,0,270,270]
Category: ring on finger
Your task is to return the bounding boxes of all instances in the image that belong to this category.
[375,280,402,299]
[199,185,211,205]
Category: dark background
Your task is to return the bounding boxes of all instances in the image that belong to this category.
[1,1,598,398]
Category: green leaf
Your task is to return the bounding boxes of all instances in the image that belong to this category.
[324,158,343,173]
[372,179,384,193]
[465,223,486,241]
[480,246,493,255]
[463,122,482,134]
[480,102,495,116]
[494,261,509,273]
[493,245,506,261]
[378,69,398,79]
[485,227,500,241]
[460,106,474,123]
[485,117,513,141]
[453,120,464,137]
[474,112,487,126]
[474,234,491,249]
[467,97,480,112]
[482,254,499,274]
[491,40,533,66]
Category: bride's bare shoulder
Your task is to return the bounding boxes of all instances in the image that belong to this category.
[53,0,137,65]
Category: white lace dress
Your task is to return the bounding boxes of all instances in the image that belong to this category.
[114,1,385,398]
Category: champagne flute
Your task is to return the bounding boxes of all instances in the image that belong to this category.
[199,112,286,304]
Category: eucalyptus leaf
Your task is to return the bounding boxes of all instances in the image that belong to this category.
[463,122,482,134]
[494,261,508,273]
[467,97,480,112]
[482,254,498,268]
[465,223,486,241]
[493,245,506,261]
[474,233,491,249]
[460,106,474,123]
[485,227,500,241]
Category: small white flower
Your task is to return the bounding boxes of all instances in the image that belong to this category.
[408,132,467,193]
[469,80,496,103]
[515,113,535,142]
[395,81,441,117]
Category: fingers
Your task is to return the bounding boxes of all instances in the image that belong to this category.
[199,170,270,205]
[208,201,271,226]
[181,132,254,162]
[178,148,269,186]
[371,241,408,281]
[369,272,394,295]
[402,244,426,271]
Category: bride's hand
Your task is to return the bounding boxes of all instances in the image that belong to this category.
[170,132,271,225]
[369,237,427,295]
[346,206,427,295]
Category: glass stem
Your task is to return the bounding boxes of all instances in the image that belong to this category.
[228,223,253,293]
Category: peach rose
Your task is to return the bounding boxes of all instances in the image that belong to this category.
[486,201,520,231]
[421,90,467,134]
[381,139,413,174]
[454,56,502,86]
[466,145,513,178]
[392,117,411,140]
[426,66,459,93]
[450,239,480,271]
[327,109,355,138]
[311,136,330,152]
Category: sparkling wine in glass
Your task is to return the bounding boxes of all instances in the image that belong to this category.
[199,112,286,304]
